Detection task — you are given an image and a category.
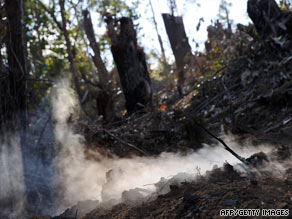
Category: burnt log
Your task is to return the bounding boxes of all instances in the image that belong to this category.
[247,0,292,37]
[105,16,152,114]
[162,13,193,95]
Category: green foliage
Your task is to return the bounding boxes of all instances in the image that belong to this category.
[279,0,292,11]
[99,0,139,18]
[24,0,77,102]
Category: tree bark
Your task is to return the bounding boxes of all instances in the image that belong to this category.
[2,0,27,137]
[162,13,192,95]
[59,0,82,100]
[1,0,28,215]
[247,0,292,37]
[105,16,152,114]
[83,9,110,88]
[83,9,114,122]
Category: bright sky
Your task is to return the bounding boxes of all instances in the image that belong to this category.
[91,0,252,67]
[136,0,251,64]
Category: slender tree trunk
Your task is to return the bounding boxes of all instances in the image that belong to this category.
[0,48,3,72]
[162,13,192,95]
[149,0,167,65]
[83,9,110,88]
[105,16,152,114]
[83,9,114,122]
[59,0,82,100]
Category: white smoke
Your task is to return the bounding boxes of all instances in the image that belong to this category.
[51,79,277,217]
[51,80,105,211]
[0,134,26,219]
[0,79,287,218]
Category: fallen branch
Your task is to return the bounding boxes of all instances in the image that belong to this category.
[193,121,250,166]
[104,129,148,156]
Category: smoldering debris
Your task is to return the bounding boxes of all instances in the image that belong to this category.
[49,79,292,218]
[57,200,99,218]
[2,79,290,219]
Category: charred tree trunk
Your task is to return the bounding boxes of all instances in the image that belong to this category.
[2,0,27,137]
[83,9,110,88]
[105,16,152,114]
[1,0,28,215]
[83,9,114,122]
[162,13,192,96]
[59,0,82,101]
[247,0,292,37]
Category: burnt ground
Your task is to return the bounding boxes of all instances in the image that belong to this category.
[80,36,292,218]
[33,25,292,219]
[84,166,292,219]
[83,37,292,159]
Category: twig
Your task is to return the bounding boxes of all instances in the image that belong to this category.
[104,110,150,128]
[194,83,241,113]
[221,75,231,98]
[104,129,148,156]
[80,69,102,89]
[211,66,226,78]
[193,121,250,166]
[36,0,63,31]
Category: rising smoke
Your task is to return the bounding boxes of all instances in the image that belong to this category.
[0,135,26,219]
[50,80,276,217]
[0,79,285,218]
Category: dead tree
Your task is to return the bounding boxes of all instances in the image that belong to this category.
[247,0,292,37]
[83,9,114,122]
[105,16,152,114]
[162,13,192,95]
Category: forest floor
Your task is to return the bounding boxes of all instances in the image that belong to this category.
[34,35,292,218]
[83,166,292,219]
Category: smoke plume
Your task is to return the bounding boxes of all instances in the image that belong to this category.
[0,78,286,218]
[50,80,276,217]
[0,135,26,219]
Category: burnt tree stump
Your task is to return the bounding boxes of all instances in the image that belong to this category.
[247,0,292,37]
[105,16,152,114]
[162,13,193,96]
